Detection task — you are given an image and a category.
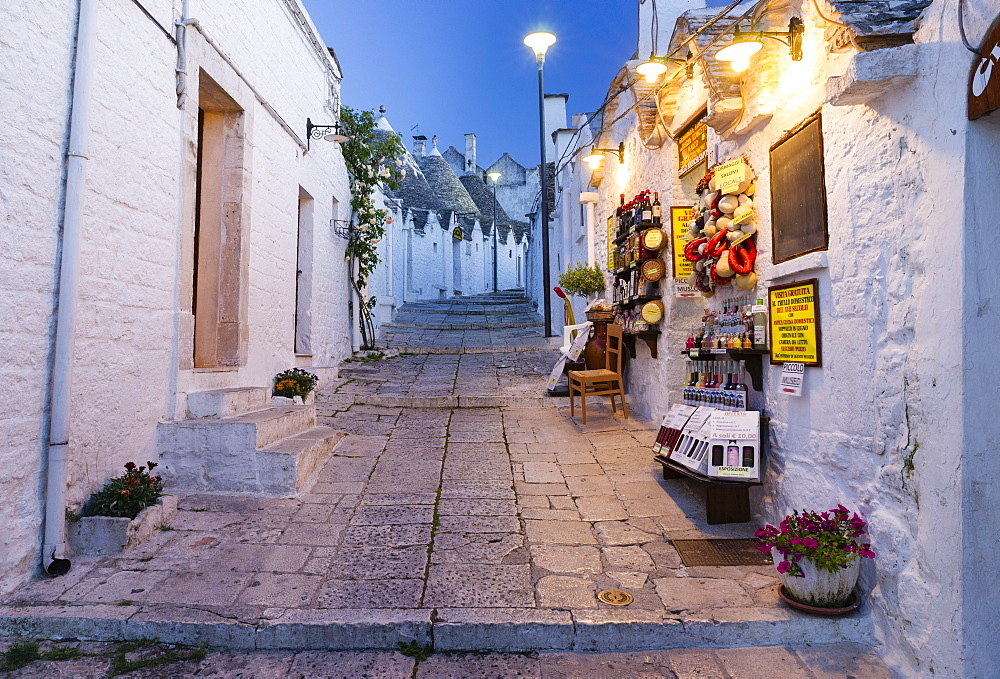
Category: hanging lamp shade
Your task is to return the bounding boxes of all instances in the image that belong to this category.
[716,34,763,73]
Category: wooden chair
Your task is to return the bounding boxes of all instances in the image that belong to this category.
[568,323,627,424]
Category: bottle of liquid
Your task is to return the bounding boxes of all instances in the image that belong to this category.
[753,298,768,350]
[726,440,740,466]
[642,191,652,223]
[652,192,662,225]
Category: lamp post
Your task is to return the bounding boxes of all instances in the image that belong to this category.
[488,171,501,292]
[524,31,556,337]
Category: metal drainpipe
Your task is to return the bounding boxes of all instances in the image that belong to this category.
[44,0,98,576]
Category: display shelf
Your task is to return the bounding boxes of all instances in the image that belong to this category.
[612,221,662,245]
[654,454,761,524]
[616,294,661,311]
[681,348,767,391]
[623,331,660,359]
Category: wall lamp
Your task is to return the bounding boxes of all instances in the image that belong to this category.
[636,51,694,84]
[306,117,350,150]
[716,17,804,73]
[582,142,625,170]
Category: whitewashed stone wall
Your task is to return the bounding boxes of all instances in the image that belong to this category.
[0,0,79,598]
[0,0,350,597]
[571,1,998,674]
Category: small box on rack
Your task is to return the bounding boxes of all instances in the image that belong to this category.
[669,406,715,475]
[707,410,761,482]
[652,404,696,454]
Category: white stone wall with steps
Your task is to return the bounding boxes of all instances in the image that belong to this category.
[159,387,343,496]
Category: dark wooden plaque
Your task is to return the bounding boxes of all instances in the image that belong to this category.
[769,113,829,264]
[969,15,1000,121]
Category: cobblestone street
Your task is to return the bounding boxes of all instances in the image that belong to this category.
[0,294,894,676]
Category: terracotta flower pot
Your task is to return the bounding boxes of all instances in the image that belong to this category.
[772,549,861,608]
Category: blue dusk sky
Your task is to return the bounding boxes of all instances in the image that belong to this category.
[302,1,637,169]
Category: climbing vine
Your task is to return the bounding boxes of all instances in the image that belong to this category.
[339,106,406,350]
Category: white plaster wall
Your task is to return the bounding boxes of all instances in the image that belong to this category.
[0,0,79,597]
[583,1,987,673]
[0,0,350,597]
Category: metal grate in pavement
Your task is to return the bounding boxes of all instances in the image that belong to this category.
[671,539,773,566]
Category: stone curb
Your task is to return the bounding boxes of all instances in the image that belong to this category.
[0,605,870,652]
[383,323,540,331]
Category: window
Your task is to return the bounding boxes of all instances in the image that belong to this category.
[769,113,829,263]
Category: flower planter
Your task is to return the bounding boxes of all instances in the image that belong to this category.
[271,391,315,406]
[773,548,860,609]
[68,495,177,556]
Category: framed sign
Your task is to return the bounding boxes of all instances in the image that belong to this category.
[606,215,615,270]
[452,226,463,241]
[768,279,822,367]
[670,206,697,279]
[677,111,707,172]
[970,15,1000,120]
[769,113,829,263]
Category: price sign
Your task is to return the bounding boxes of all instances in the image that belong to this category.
[768,279,822,366]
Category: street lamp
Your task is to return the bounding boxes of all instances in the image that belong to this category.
[523,31,556,337]
[488,171,501,292]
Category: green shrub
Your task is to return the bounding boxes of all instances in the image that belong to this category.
[558,263,606,297]
[87,462,164,519]
[273,368,319,398]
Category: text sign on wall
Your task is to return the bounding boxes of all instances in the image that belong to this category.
[713,158,747,194]
[671,206,697,280]
[768,279,822,366]
[607,215,615,271]
[969,16,1000,120]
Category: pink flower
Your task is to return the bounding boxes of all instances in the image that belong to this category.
[776,560,792,574]
[802,537,819,548]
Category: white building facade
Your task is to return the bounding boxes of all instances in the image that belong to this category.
[549,0,1000,675]
[1,0,351,595]
[367,120,531,312]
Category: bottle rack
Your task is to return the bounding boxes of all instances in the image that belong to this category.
[681,349,768,391]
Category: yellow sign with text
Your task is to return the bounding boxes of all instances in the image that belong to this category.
[768,279,822,366]
[671,206,698,280]
[607,216,615,271]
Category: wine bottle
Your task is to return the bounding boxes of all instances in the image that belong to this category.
[652,192,662,225]
[642,190,652,223]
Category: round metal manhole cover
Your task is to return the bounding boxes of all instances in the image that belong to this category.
[597,589,634,606]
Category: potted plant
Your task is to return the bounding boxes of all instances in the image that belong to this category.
[558,263,606,307]
[755,505,876,613]
[68,461,177,555]
[272,368,319,405]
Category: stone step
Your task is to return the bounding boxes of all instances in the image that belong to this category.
[383,321,540,330]
[0,605,870,653]
[397,305,536,315]
[157,406,318,494]
[186,387,270,418]
[258,425,346,495]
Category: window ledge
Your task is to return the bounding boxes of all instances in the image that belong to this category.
[769,251,828,280]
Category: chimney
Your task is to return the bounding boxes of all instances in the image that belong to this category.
[464,133,477,176]
[413,135,427,159]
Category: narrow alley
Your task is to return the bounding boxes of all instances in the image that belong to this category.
[1,293,892,676]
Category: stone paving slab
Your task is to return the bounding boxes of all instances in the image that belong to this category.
[2,403,871,653]
[0,293,885,669]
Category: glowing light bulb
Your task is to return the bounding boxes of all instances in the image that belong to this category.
[636,59,668,83]
[716,39,762,73]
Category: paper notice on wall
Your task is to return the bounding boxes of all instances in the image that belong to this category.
[675,281,699,298]
[779,362,805,396]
